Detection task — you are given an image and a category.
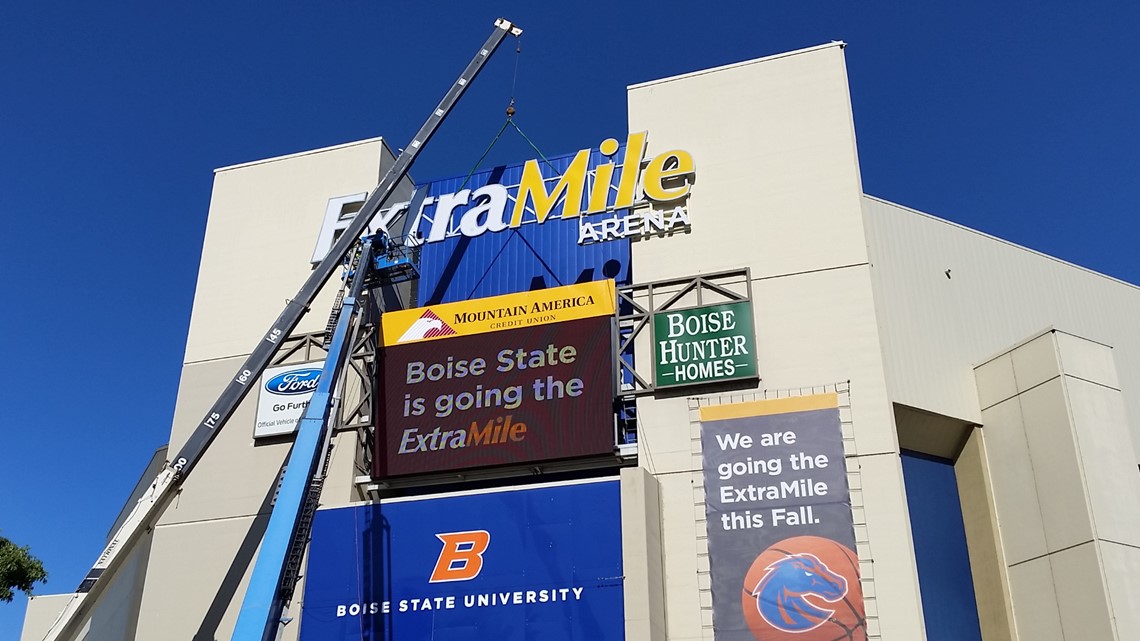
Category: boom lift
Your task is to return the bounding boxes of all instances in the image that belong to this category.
[232,237,374,641]
[41,18,523,641]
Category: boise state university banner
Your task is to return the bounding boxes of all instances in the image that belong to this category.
[700,394,867,641]
[298,479,624,641]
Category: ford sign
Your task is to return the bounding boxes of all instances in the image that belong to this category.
[265,368,322,395]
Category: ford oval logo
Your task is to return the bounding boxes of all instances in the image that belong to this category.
[266,368,322,396]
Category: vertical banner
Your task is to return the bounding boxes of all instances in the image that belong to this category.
[699,394,866,641]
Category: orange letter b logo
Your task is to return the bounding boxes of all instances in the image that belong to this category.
[429,530,490,583]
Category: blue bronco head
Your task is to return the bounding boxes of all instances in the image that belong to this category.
[751,553,848,632]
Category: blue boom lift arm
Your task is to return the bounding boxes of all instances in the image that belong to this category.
[231,238,374,641]
[39,18,523,641]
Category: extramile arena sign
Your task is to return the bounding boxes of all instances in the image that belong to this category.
[312,132,696,262]
[407,131,695,246]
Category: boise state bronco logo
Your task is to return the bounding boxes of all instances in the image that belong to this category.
[754,553,846,631]
[742,536,867,641]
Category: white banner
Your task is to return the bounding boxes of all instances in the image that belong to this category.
[254,360,325,438]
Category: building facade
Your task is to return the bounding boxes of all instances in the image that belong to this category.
[23,42,1140,641]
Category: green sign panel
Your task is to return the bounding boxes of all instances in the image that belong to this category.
[653,300,758,388]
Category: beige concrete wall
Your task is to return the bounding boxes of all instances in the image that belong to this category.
[162,356,291,525]
[955,428,1016,641]
[21,531,153,641]
[866,194,1140,639]
[627,44,924,640]
[131,369,359,641]
[128,139,405,640]
[620,467,666,641]
[22,595,75,641]
[185,138,401,364]
[974,330,1140,641]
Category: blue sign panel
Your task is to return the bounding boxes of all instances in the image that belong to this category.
[299,480,625,641]
[414,148,633,305]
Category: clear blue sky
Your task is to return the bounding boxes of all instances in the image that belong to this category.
[2,1,1138,637]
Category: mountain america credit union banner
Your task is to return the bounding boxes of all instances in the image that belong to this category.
[700,394,866,641]
[298,479,624,641]
[376,281,617,477]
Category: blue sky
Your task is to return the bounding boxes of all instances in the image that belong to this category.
[2,1,1139,637]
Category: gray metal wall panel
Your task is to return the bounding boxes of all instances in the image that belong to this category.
[863,195,1140,461]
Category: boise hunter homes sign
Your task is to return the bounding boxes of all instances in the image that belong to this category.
[653,300,757,388]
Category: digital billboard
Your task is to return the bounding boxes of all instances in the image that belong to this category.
[699,394,866,641]
[376,281,617,478]
[298,479,625,641]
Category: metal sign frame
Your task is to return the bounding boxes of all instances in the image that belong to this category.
[616,268,753,395]
[265,325,376,432]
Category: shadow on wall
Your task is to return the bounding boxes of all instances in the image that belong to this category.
[192,473,281,641]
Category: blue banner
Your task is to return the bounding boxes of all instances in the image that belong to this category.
[299,480,625,641]
[414,148,633,306]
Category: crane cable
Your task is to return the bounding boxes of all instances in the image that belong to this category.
[447,34,566,297]
[454,36,560,193]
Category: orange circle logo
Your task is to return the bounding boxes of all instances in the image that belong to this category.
[741,536,866,641]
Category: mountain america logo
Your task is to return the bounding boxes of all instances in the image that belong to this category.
[751,553,847,632]
[398,309,457,343]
